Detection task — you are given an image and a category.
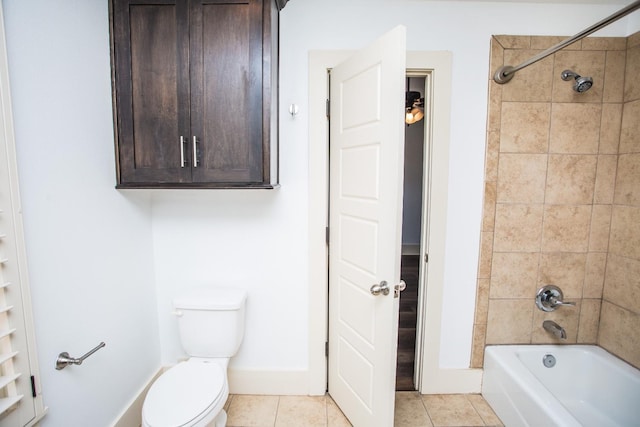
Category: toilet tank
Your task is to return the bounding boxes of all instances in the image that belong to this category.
[173,287,247,358]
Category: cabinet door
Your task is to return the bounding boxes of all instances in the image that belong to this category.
[189,0,265,184]
[112,0,192,185]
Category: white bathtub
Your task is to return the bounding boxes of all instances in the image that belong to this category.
[482,345,640,427]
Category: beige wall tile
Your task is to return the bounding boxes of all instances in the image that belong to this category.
[477,31,637,354]
[485,131,500,181]
[603,254,640,314]
[475,279,490,325]
[502,51,553,102]
[614,153,640,206]
[584,252,607,298]
[494,204,544,252]
[531,36,580,50]
[487,83,503,133]
[624,45,640,102]
[477,232,494,279]
[589,204,612,252]
[628,32,640,49]
[497,153,547,203]
[552,50,606,103]
[577,299,601,343]
[599,103,622,154]
[490,252,539,299]
[489,38,505,81]
[421,394,485,427]
[541,205,591,252]
[582,37,626,51]
[603,51,626,103]
[482,181,497,232]
[494,36,530,49]
[470,323,487,369]
[486,299,533,344]
[550,103,601,154]
[545,154,596,204]
[619,99,640,153]
[532,300,580,343]
[594,155,617,204]
[537,252,586,298]
[599,301,640,369]
[500,102,550,153]
[609,205,640,259]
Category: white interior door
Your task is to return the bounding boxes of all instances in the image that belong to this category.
[328,26,406,427]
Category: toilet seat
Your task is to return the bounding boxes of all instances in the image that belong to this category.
[142,361,227,427]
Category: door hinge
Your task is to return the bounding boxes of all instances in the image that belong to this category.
[326,99,330,119]
[424,253,429,263]
[326,226,330,245]
[325,341,329,357]
[30,375,36,398]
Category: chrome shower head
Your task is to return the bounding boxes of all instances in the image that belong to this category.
[561,69,593,93]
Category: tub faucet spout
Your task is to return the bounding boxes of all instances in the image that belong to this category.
[543,320,566,340]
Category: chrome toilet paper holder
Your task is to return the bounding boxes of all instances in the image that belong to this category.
[56,342,105,370]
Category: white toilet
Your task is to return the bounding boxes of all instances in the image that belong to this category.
[142,287,247,427]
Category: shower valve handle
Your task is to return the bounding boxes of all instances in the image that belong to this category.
[536,285,575,312]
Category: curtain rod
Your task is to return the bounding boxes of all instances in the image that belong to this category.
[494,0,640,84]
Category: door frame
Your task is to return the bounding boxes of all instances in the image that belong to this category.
[308,50,482,396]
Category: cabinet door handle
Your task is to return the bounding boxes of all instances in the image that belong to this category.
[193,136,199,168]
[180,136,186,167]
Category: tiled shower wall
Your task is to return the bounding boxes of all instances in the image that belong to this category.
[471,32,640,369]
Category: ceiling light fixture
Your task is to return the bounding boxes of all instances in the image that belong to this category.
[405,90,424,125]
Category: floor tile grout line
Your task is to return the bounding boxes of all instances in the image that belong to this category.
[273,395,281,427]
[465,394,486,426]
[417,392,436,427]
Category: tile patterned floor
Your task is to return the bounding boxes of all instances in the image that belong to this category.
[224,392,503,427]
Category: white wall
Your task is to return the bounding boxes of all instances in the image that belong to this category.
[0,0,637,423]
[154,0,637,371]
[3,1,160,425]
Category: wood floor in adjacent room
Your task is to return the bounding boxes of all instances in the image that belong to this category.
[397,254,419,390]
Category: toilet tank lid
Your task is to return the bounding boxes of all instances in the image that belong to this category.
[174,287,247,310]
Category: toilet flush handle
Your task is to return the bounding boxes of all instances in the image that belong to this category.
[171,310,183,317]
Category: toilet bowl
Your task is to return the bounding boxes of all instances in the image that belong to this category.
[142,287,247,427]
[142,360,228,427]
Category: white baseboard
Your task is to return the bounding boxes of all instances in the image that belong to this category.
[228,368,312,395]
[111,368,163,427]
[420,367,483,394]
[111,367,314,426]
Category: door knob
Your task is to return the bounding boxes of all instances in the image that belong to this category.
[394,280,406,298]
[370,281,390,296]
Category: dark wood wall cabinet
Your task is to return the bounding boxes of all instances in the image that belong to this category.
[110,0,283,189]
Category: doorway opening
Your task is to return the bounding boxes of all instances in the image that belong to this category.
[397,75,427,391]
[308,49,464,400]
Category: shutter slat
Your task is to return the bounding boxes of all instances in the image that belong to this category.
[0,373,20,389]
[0,351,17,365]
[0,305,13,314]
[0,328,16,339]
[0,395,23,416]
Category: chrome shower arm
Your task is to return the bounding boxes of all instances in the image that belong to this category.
[494,0,640,84]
